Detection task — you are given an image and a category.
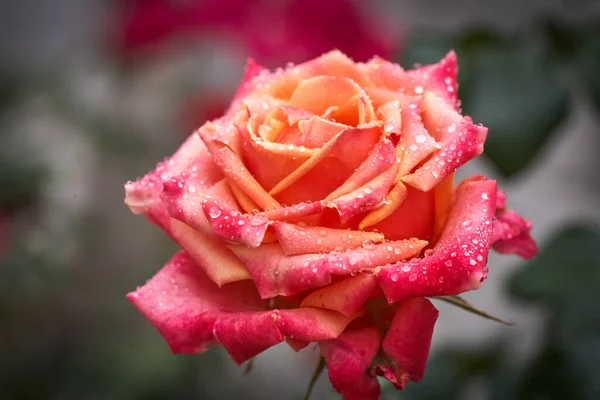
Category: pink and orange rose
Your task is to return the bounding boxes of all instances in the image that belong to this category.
[124,51,536,399]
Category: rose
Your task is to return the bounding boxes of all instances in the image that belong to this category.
[124,51,537,399]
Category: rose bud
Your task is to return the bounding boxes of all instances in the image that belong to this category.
[124,51,537,399]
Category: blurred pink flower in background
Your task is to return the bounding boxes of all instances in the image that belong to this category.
[113,0,403,135]
[112,0,402,64]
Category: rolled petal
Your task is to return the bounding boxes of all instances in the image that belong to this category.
[271,125,381,204]
[261,201,324,222]
[402,92,487,191]
[238,121,312,192]
[492,210,538,259]
[380,298,439,387]
[201,197,269,247]
[301,273,378,317]
[161,177,236,237]
[395,96,440,178]
[326,137,396,200]
[359,182,408,230]
[230,238,428,298]
[271,222,384,255]
[376,177,497,303]
[321,325,382,400]
[210,143,280,210]
[296,116,349,149]
[327,163,399,224]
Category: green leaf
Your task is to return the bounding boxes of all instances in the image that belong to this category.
[508,225,600,303]
[401,30,570,177]
[436,295,513,325]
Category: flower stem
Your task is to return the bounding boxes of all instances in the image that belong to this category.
[303,357,326,400]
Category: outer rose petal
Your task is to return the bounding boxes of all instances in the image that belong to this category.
[127,251,264,354]
[402,92,487,191]
[229,58,268,113]
[379,298,439,388]
[492,210,538,259]
[128,252,355,364]
[377,177,497,303]
[405,51,459,108]
[321,325,382,400]
[230,239,427,298]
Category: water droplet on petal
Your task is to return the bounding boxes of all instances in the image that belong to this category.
[208,207,222,219]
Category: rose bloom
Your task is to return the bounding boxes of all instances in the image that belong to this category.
[125,51,537,399]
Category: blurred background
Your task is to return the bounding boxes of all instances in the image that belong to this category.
[1,0,600,399]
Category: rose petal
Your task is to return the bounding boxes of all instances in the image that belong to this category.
[261,201,324,222]
[296,116,350,149]
[128,251,354,364]
[394,96,440,178]
[321,325,381,400]
[201,197,269,247]
[492,210,538,259]
[230,238,427,298]
[127,251,262,354]
[379,297,439,387]
[301,273,378,317]
[270,125,381,204]
[402,92,487,191]
[209,143,280,210]
[271,222,384,255]
[229,58,268,112]
[326,137,396,200]
[432,172,455,244]
[215,307,354,364]
[240,117,313,192]
[124,134,216,214]
[362,185,435,241]
[167,216,251,285]
[376,177,497,303]
[289,76,365,116]
[361,51,458,108]
[327,162,399,224]
[358,182,408,230]
[406,51,459,108]
[265,50,371,100]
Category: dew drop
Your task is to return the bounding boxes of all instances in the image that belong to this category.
[208,207,222,219]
